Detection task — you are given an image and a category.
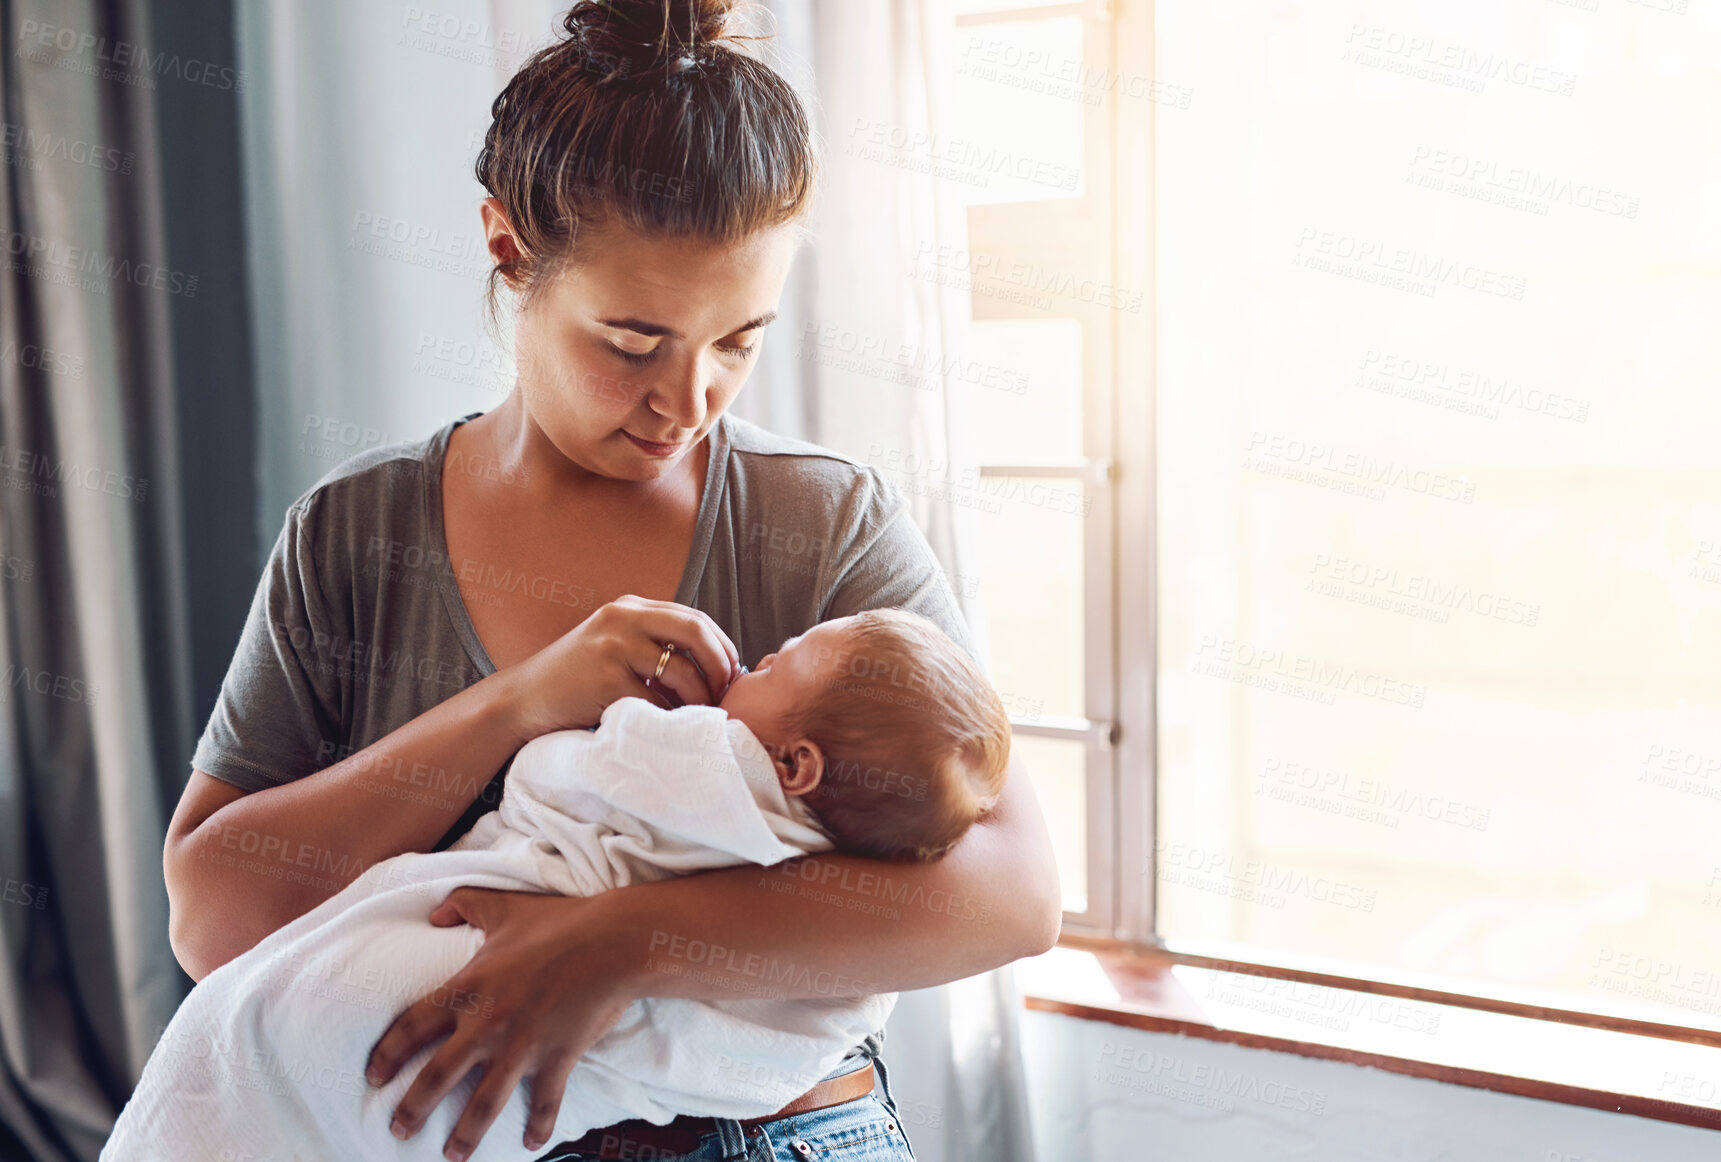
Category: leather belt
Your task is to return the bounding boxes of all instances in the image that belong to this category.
[543,1061,876,1160]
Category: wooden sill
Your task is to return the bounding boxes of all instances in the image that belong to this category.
[1017,940,1721,1134]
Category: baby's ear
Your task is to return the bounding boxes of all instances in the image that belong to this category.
[779,740,824,796]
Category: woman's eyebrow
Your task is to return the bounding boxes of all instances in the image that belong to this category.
[597,317,677,337]
[596,311,779,339]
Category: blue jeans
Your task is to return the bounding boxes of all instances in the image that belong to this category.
[537,1054,916,1161]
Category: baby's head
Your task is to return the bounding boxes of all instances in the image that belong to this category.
[718,610,1011,861]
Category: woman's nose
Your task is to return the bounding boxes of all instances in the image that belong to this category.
[649,362,709,430]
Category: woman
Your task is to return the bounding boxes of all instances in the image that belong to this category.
[160,2,1061,1160]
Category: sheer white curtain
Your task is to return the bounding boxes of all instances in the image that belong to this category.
[736,5,1036,1160]
[238,1,1035,1157]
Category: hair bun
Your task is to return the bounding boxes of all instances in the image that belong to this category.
[563,0,740,76]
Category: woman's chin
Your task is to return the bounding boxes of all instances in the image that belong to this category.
[607,452,683,483]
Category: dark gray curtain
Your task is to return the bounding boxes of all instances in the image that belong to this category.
[0,0,254,1158]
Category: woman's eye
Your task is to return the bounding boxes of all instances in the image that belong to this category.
[717,339,758,360]
[606,343,658,367]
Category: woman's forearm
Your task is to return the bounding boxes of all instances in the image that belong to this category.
[167,669,534,976]
[612,751,1062,1001]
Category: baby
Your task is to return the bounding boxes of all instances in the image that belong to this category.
[102,609,1011,1162]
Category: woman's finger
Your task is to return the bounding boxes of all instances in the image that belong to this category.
[643,648,715,708]
[442,1050,531,1162]
[388,1031,489,1142]
[367,997,457,1088]
[522,1051,578,1151]
[623,601,739,700]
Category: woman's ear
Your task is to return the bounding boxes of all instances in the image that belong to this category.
[776,740,824,797]
[480,197,527,288]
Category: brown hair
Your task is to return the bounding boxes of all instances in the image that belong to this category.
[789,610,1013,862]
[475,0,817,323]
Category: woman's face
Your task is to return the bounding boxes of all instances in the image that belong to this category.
[495,208,800,483]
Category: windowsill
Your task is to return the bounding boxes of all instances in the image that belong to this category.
[1017,939,1721,1133]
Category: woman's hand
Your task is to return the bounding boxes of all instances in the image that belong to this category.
[364,887,641,1160]
[502,595,741,737]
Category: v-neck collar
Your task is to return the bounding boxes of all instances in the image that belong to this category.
[423,411,731,679]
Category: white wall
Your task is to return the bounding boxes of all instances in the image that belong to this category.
[1021,1011,1718,1162]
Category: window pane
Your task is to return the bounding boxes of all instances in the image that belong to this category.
[974,475,1087,721]
[1154,0,1721,1029]
[1013,734,1089,914]
[950,18,1086,205]
[970,319,1084,463]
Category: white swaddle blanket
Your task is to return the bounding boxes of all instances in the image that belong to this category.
[102,697,894,1162]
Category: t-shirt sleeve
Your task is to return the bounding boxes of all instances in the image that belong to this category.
[190,497,348,793]
[819,469,975,659]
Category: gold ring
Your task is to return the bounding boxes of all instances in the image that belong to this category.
[654,643,677,682]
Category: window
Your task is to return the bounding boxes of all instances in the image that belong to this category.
[946,0,1141,925]
[948,0,1721,1038]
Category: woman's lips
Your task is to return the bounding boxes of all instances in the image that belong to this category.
[624,431,687,457]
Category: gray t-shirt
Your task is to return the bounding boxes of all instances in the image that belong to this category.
[190,408,971,1086]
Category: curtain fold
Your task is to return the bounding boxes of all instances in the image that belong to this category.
[0,0,253,1158]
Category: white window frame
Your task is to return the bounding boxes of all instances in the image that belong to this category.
[956,0,1150,937]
